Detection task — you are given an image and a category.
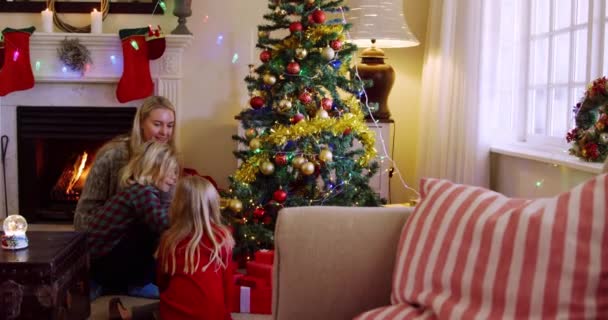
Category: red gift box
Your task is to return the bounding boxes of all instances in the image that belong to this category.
[246,261,273,284]
[235,274,267,289]
[254,249,274,265]
[231,285,272,314]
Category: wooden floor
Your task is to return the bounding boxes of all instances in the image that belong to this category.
[25,223,272,320]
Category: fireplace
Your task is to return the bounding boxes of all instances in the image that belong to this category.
[17,106,136,222]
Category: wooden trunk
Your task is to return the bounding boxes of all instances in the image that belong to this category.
[0,232,90,320]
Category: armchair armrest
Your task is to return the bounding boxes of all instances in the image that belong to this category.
[272,206,413,320]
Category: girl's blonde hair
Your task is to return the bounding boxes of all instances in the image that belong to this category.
[130,96,176,153]
[119,141,179,189]
[159,176,235,275]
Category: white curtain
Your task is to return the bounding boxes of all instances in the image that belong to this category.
[416,0,526,187]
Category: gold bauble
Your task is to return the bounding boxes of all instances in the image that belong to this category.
[229,199,243,213]
[292,156,307,169]
[274,7,287,17]
[220,198,230,210]
[258,30,270,38]
[319,149,333,162]
[245,128,257,139]
[249,138,262,150]
[295,48,308,60]
[321,46,335,61]
[278,99,292,111]
[259,161,275,175]
[300,162,315,175]
[263,74,277,85]
[316,109,330,119]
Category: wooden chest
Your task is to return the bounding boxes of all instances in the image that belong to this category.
[0,232,90,320]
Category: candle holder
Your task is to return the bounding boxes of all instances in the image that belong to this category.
[1,214,29,250]
[171,0,192,35]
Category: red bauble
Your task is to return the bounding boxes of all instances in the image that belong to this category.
[330,40,343,51]
[299,91,312,104]
[273,189,287,203]
[343,127,352,135]
[292,113,305,123]
[287,61,301,74]
[321,98,333,111]
[263,216,273,225]
[250,96,265,109]
[311,10,326,24]
[289,22,303,33]
[259,50,271,63]
[275,153,288,166]
[253,207,265,218]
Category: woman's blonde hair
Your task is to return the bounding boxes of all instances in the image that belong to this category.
[119,141,179,189]
[130,96,176,153]
[159,176,235,275]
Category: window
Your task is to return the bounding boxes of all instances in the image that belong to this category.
[524,0,606,146]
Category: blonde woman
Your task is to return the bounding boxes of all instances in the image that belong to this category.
[74,95,176,232]
[87,141,179,300]
[110,176,235,320]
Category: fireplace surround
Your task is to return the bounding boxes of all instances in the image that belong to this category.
[0,32,192,221]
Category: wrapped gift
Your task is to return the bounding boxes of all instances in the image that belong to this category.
[254,249,274,265]
[245,261,273,284]
[235,274,268,289]
[231,285,272,314]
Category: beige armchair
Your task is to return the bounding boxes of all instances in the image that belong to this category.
[272,206,413,320]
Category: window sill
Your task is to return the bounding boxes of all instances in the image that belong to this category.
[490,143,603,174]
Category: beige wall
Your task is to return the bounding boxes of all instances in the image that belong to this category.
[0,0,430,203]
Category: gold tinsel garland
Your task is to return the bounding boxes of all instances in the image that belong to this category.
[235,97,376,183]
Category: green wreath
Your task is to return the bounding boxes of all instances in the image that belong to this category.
[567,76,608,162]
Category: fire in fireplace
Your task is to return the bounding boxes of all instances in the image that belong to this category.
[17,106,137,222]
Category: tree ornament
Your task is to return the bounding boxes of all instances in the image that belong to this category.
[278,98,292,111]
[289,22,303,34]
[601,133,608,144]
[274,7,287,17]
[287,61,301,74]
[259,161,275,175]
[316,109,330,119]
[330,39,343,51]
[245,128,257,139]
[299,91,313,104]
[330,60,342,69]
[250,96,265,109]
[319,149,333,162]
[311,9,326,24]
[263,73,276,85]
[253,207,266,218]
[306,0,316,6]
[260,50,271,62]
[292,113,305,123]
[321,46,335,61]
[274,153,288,165]
[229,199,243,213]
[343,127,352,135]
[258,30,270,38]
[300,162,315,175]
[249,138,262,150]
[273,189,287,203]
[321,97,333,110]
[291,155,307,169]
[295,47,308,60]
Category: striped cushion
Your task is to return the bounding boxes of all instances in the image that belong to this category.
[354,304,433,320]
[385,175,608,319]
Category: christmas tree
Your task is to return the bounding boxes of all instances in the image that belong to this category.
[223,0,383,260]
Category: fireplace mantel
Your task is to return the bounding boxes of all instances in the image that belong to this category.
[0,32,193,219]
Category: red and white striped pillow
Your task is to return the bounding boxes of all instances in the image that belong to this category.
[356,174,608,320]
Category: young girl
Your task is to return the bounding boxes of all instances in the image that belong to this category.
[109,175,235,320]
[87,141,179,298]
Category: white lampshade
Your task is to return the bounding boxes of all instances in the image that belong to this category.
[346,0,420,48]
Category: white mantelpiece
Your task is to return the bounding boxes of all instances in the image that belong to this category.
[0,32,193,218]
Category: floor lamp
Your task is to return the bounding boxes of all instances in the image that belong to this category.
[347,0,420,119]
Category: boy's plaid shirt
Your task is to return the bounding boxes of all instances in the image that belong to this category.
[87,183,169,259]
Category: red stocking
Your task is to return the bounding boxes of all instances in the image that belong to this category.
[146,25,166,61]
[0,27,35,97]
[0,40,4,70]
[116,27,154,103]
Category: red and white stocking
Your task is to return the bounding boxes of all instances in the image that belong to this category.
[116,27,154,103]
[0,27,35,97]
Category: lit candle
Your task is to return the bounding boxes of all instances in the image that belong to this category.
[90,8,102,34]
[41,8,53,33]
